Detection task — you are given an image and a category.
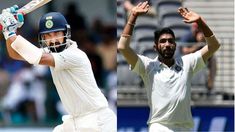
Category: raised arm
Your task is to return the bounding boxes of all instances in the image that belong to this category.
[0,7,55,67]
[0,7,24,61]
[117,1,149,67]
[6,35,55,67]
[178,7,220,62]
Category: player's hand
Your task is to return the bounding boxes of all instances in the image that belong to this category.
[1,5,24,28]
[178,7,201,23]
[0,5,24,39]
[131,1,150,17]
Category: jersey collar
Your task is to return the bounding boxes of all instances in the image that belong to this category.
[156,56,182,72]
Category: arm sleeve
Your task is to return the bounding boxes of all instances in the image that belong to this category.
[188,51,206,75]
[51,49,86,71]
[11,35,42,65]
[131,55,150,76]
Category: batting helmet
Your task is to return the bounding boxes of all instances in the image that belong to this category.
[39,12,68,34]
[38,12,71,52]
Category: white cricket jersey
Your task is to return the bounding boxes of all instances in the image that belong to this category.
[49,40,108,116]
[132,51,205,129]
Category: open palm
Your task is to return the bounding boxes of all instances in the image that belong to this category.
[131,1,150,16]
[178,7,201,23]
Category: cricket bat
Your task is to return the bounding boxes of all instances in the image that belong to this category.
[0,0,52,30]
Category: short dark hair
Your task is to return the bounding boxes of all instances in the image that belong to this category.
[154,27,175,43]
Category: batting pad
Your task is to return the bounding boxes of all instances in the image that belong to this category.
[11,35,42,65]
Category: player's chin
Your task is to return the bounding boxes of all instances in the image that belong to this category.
[162,51,174,59]
[163,52,174,59]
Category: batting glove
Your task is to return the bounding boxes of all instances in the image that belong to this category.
[0,5,24,40]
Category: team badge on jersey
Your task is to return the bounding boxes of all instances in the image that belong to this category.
[175,65,182,72]
[45,19,53,29]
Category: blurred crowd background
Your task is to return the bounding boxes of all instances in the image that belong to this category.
[0,0,116,128]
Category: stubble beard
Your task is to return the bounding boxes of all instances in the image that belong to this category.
[157,48,175,59]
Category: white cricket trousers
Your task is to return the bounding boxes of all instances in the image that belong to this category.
[53,108,117,132]
[149,123,190,132]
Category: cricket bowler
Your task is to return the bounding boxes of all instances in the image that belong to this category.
[118,1,220,131]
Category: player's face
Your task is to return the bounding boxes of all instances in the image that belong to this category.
[42,31,64,47]
[155,33,176,59]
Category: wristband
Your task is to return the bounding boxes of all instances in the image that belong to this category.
[127,22,135,26]
[3,30,16,40]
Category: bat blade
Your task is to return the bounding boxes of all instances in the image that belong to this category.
[18,0,52,15]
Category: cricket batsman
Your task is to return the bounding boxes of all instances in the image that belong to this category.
[118,1,220,131]
[0,6,116,132]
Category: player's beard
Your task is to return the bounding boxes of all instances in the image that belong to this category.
[157,47,175,59]
[49,41,67,53]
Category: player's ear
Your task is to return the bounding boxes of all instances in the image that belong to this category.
[153,44,157,51]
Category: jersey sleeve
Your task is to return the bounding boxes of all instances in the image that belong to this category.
[132,54,151,76]
[51,49,86,71]
[187,51,206,75]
